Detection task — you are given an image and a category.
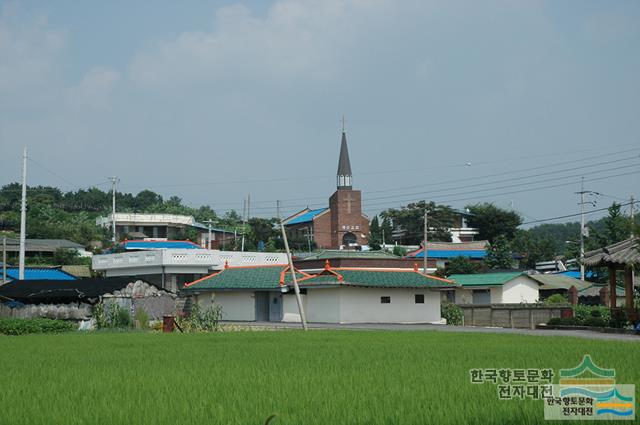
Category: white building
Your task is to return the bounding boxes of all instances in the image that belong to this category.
[183,263,456,324]
[445,272,541,305]
[92,247,287,293]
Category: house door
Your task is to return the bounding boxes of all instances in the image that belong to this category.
[255,292,270,321]
[472,289,491,305]
[269,293,283,322]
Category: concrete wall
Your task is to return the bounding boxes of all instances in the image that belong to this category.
[305,288,342,323]
[337,287,440,324]
[501,276,539,303]
[195,291,256,321]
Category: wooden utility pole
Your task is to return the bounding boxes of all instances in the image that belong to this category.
[630,195,635,238]
[423,210,428,274]
[278,201,308,330]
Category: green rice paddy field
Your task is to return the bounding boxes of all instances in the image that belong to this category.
[0,330,638,425]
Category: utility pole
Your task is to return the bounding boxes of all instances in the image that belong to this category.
[278,200,308,330]
[423,210,428,274]
[2,236,6,285]
[630,195,635,238]
[576,177,599,282]
[18,146,27,281]
[204,220,215,249]
[382,229,386,251]
[241,197,246,252]
[109,176,118,244]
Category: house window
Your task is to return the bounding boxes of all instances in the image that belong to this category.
[380,296,391,304]
[415,294,425,304]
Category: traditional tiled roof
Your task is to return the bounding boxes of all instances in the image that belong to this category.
[284,208,329,226]
[61,265,92,278]
[298,263,454,288]
[583,237,639,267]
[183,264,311,290]
[2,238,84,253]
[448,272,527,287]
[1,267,77,282]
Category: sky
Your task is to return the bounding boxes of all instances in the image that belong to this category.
[1,0,639,225]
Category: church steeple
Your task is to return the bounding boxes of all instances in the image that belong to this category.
[336,131,352,189]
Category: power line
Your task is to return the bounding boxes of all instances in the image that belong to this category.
[521,200,637,225]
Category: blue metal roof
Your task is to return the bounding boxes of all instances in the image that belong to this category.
[286,208,329,225]
[2,267,77,282]
[123,240,203,250]
[558,270,595,279]
[409,250,486,259]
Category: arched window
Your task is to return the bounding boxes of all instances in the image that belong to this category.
[342,232,357,246]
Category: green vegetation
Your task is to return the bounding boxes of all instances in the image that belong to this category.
[175,303,222,332]
[0,318,76,335]
[0,331,638,424]
[544,294,569,305]
[94,302,132,329]
[441,302,464,325]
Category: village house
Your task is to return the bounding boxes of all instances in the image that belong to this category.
[446,272,542,305]
[182,262,455,324]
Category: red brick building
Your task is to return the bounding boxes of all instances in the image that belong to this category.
[284,131,370,249]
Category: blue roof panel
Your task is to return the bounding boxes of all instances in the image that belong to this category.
[124,240,203,250]
[409,250,486,259]
[286,208,329,225]
[2,267,77,281]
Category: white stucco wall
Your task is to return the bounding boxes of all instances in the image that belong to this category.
[337,287,441,324]
[195,291,256,321]
[305,288,341,323]
[501,276,540,303]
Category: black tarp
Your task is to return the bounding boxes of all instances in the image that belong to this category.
[0,277,157,303]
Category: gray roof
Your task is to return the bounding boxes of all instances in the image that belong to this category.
[583,237,639,267]
[337,131,352,178]
[2,238,84,252]
[528,274,591,291]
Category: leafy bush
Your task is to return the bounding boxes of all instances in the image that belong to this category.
[609,309,628,329]
[392,246,407,257]
[0,318,76,335]
[441,302,463,326]
[175,303,222,332]
[94,302,132,329]
[574,305,611,325]
[584,316,606,327]
[544,294,569,305]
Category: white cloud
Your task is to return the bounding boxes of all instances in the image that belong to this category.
[68,67,120,110]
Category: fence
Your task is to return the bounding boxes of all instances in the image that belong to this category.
[459,304,572,329]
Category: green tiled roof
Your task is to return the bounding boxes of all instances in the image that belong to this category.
[527,274,591,291]
[300,269,454,288]
[448,272,525,287]
[298,250,401,260]
[183,265,308,290]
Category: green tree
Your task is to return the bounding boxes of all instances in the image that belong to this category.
[485,235,513,269]
[380,217,393,247]
[369,215,381,250]
[510,229,557,269]
[598,202,631,246]
[445,256,481,275]
[465,203,522,243]
[380,201,454,244]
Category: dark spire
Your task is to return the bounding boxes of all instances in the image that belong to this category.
[336,131,352,189]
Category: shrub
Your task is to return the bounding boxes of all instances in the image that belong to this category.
[0,318,76,335]
[574,305,611,326]
[609,309,628,329]
[441,302,463,326]
[94,302,132,329]
[545,294,569,305]
[176,303,222,332]
[584,316,607,327]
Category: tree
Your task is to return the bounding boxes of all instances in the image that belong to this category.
[380,217,393,247]
[369,216,381,250]
[465,203,522,243]
[485,235,513,269]
[380,201,454,244]
[134,190,163,211]
[510,229,557,269]
[445,256,480,275]
[598,202,631,246]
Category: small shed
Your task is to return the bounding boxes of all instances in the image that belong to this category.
[448,272,541,305]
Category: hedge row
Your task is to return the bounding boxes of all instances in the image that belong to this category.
[0,318,76,335]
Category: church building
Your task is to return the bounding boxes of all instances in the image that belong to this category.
[284,131,370,249]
